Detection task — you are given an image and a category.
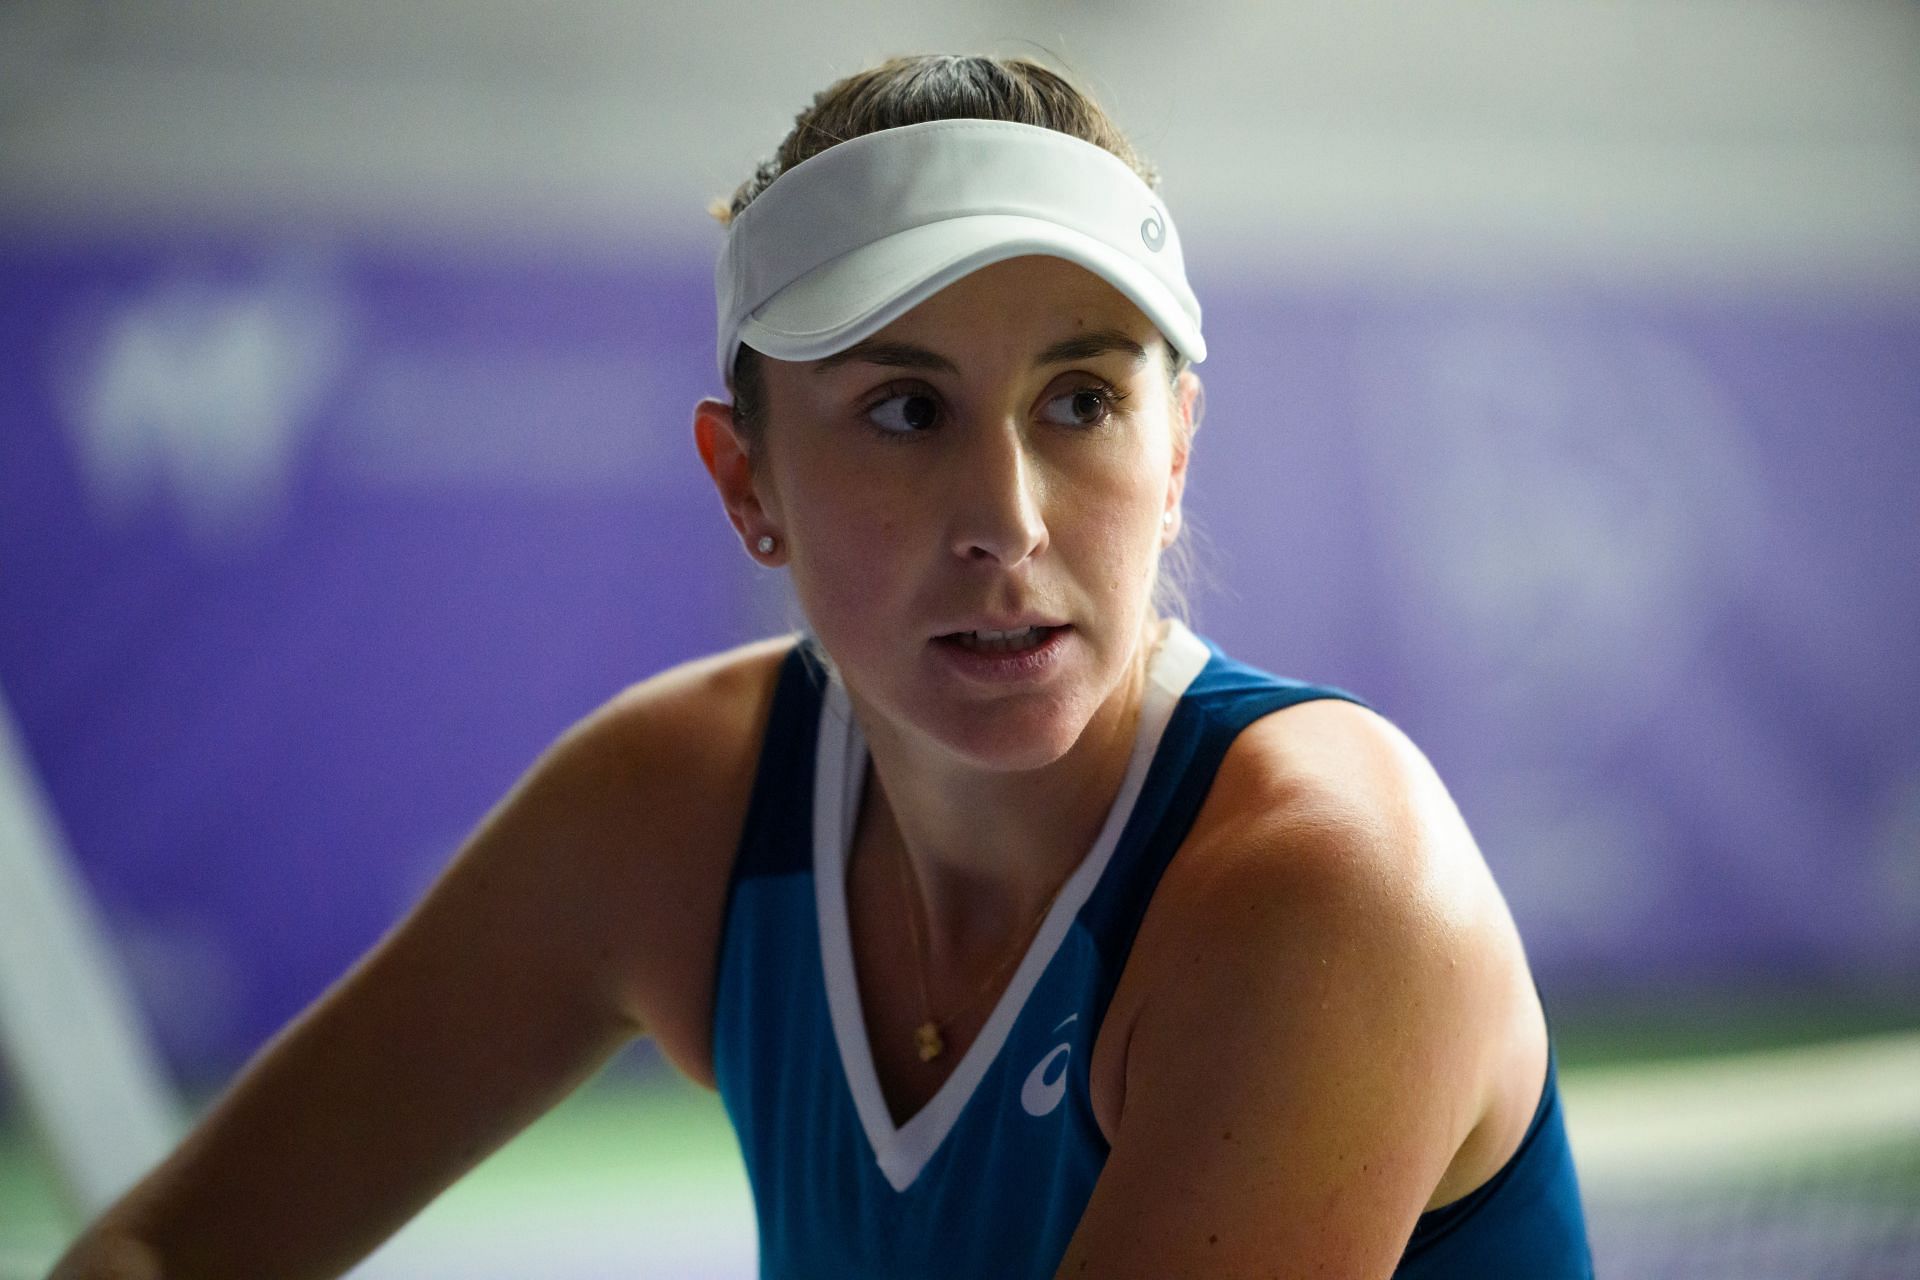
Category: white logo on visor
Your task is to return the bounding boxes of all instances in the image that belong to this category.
[1140,210,1166,252]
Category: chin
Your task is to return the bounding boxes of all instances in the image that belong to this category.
[909,687,1098,774]
[823,619,1139,773]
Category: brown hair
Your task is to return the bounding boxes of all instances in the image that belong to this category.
[715,54,1165,444]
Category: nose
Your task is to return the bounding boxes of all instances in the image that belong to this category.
[946,417,1049,567]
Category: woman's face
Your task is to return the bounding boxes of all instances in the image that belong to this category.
[711,255,1195,772]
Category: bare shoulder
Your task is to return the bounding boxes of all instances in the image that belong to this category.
[1080,696,1547,1267]
[1129,696,1528,1002]
[1198,697,1494,910]
[1103,695,1520,1025]
[595,634,797,735]
[535,634,797,1083]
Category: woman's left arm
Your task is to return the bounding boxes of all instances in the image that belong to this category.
[1058,702,1517,1279]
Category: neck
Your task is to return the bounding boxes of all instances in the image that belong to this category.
[847,617,1167,967]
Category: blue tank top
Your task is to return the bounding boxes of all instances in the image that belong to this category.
[710,622,1592,1278]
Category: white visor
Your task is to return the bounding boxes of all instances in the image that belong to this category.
[714,118,1205,385]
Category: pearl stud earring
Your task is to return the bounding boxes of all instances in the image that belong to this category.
[755,535,776,555]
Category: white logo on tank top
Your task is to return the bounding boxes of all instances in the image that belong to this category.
[1022,1014,1079,1118]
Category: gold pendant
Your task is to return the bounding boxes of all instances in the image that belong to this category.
[915,1021,944,1062]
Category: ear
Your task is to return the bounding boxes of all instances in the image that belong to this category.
[1162,370,1203,544]
[693,398,784,563]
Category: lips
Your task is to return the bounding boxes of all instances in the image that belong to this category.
[941,625,1063,654]
[928,621,1073,683]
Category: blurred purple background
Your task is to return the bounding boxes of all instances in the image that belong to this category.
[5,234,1915,1082]
[2,3,1917,1087]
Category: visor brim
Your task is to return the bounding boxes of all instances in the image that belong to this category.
[729,214,1206,380]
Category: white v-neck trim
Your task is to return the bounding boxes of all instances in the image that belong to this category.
[813,621,1213,1192]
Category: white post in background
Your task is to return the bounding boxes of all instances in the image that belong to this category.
[0,689,181,1222]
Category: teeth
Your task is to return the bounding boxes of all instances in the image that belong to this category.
[956,626,1045,653]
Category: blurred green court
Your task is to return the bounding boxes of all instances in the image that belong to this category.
[1,1044,755,1280]
[6,1000,1918,1280]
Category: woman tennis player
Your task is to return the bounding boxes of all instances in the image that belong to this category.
[52,54,1592,1279]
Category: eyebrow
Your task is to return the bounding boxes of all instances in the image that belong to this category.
[811,328,1150,376]
[812,340,958,376]
[1033,329,1149,368]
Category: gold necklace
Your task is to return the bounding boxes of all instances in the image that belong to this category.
[884,626,1167,1062]
[892,843,1060,1063]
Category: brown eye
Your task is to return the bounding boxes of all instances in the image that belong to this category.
[868,391,940,434]
[1040,386,1114,427]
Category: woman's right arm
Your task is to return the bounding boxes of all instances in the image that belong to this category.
[47,640,788,1280]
